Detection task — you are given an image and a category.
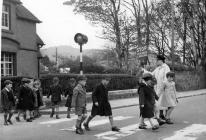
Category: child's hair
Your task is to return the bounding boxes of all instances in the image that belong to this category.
[70,78,76,83]
[33,80,41,87]
[53,77,59,84]
[166,71,175,78]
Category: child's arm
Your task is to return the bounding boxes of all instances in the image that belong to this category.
[159,82,166,96]
[71,88,78,108]
[173,82,178,103]
[1,90,6,108]
[138,87,145,107]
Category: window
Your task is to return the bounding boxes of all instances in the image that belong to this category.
[1,52,15,76]
[2,4,10,30]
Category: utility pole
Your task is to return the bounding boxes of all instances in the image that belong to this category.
[56,47,58,69]
[171,0,175,71]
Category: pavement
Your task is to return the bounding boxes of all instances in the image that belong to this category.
[40,89,206,115]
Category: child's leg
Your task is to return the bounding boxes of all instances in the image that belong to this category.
[26,110,32,122]
[4,112,8,125]
[166,107,174,119]
[109,115,120,131]
[83,115,94,130]
[7,110,14,124]
[75,115,84,134]
[139,116,144,125]
[67,107,71,118]
[50,105,55,118]
[55,105,60,119]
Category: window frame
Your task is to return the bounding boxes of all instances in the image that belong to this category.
[1,52,16,77]
[2,4,11,30]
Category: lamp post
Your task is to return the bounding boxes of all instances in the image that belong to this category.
[74,33,88,75]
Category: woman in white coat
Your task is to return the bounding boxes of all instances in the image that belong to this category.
[152,55,170,120]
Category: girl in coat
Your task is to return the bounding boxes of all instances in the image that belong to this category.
[47,77,63,119]
[138,73,159,130]
[65,78,76,118]
[83,77,120,132]
[1,80,15,125]
[158,72,178,124]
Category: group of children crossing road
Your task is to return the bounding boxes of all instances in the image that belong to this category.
[1,54,178,135]
[1,78,43,125]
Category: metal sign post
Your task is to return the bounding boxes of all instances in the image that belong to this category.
[74,33,88,75]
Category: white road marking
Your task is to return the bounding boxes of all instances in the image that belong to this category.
[60,116,134,132]
[40,116,77,124]
[95,120,156,140]
[162,124,206,140]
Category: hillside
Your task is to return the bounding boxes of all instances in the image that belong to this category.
[40,45,105,61]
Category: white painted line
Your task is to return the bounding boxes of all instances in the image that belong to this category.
[95,120,156,140]
[40,117,77,124]
[60,116,134,132]
[162,124,206,140]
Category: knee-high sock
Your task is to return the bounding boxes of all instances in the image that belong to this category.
[76,118,82,128]
[159,110,164,117]
[8,112,13,121]
[4,114,8,122]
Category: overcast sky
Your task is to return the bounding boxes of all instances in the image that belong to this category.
[21,0,109,49]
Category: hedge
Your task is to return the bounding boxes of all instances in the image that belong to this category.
[1,72,206,96]
[40,74,139,95]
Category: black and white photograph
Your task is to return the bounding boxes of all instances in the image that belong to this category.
[1,0,206,140]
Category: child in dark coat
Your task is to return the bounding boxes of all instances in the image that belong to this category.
[83,77,120,132]
[138,73,159,130]
[16,78,35,122]
[65,78,76,118]
[47,77,63,119]
[1,80,15,125]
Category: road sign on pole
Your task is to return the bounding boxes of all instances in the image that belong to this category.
[74,33,88,75]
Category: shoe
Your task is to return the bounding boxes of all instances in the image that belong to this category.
[166,119,174,124]
[50,113,54,118]
[152,126,159,130]
[4,121,8,126]
[76,128,84,135]
[26,119,32,122]
[157,118,165,126]
[83,123,90,131]
[111,126,120,132]
[160,115,166,120]
[56,115,60,119]
[23,114,26,120]
[139,125,147,129]
[16,117,20,122]
[7,120,13,125]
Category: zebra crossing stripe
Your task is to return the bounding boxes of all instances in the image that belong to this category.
[60,116,134,131]
[162,124,206,140]
[95,120,157,140]
[40,116,76,124]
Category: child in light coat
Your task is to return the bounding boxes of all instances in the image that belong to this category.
[158,72,178,124]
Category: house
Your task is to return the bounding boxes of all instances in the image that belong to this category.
[1,0,44,78]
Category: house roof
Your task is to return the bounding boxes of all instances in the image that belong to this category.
[5,0,22,4]
[16,4,41,23]
[36,34,45,46]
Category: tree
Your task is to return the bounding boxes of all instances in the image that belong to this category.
[64,0,125,68]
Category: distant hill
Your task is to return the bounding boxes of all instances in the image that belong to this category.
[40,45,105,61]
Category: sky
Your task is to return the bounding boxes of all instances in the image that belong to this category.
[21,0,109,49]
